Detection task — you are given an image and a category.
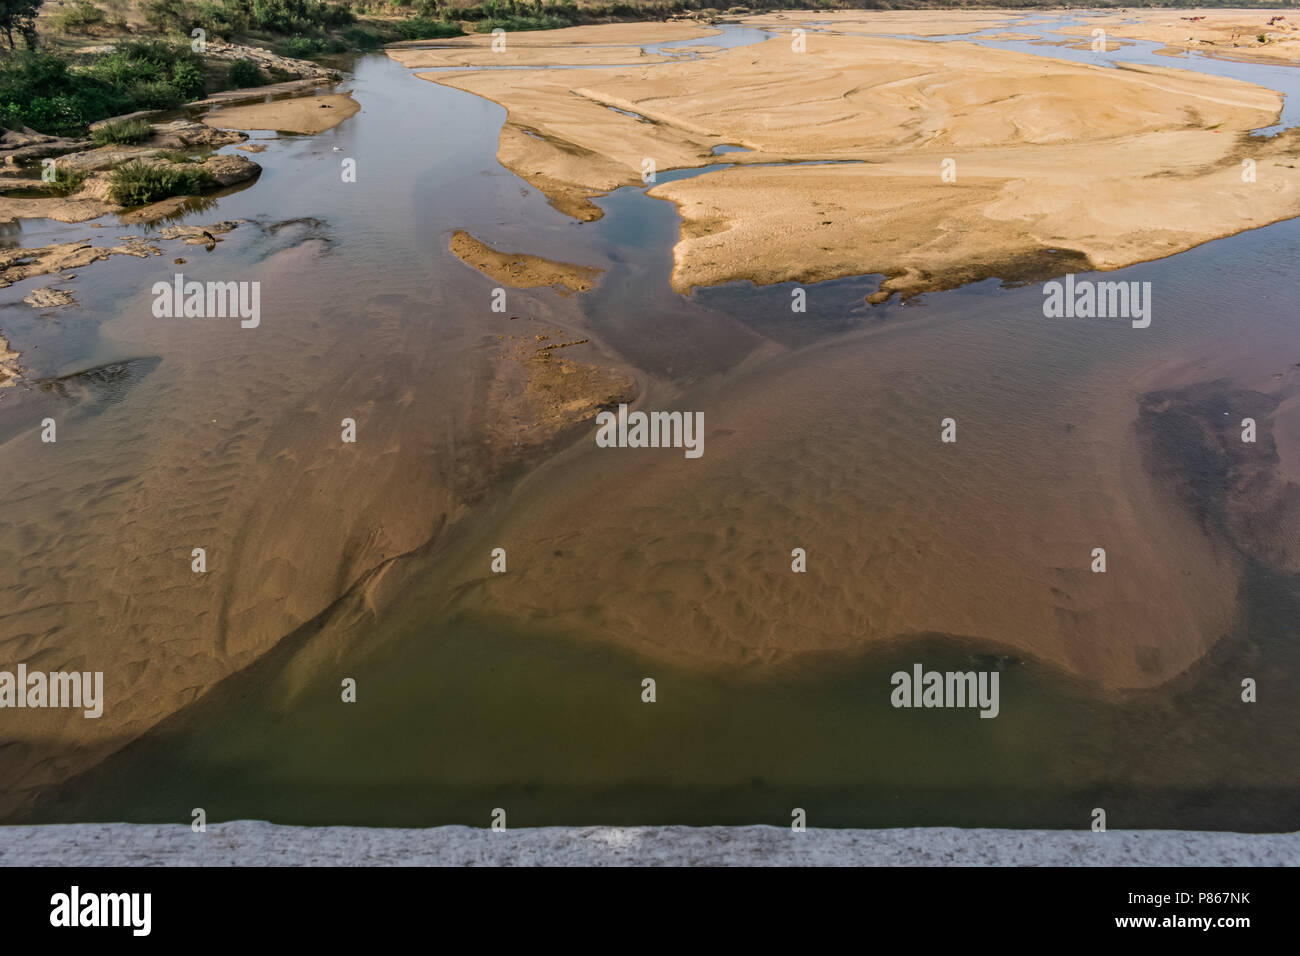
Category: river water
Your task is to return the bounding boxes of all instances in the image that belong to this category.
[6,16,1300,829]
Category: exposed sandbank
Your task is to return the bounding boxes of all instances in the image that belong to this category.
[737,10,1051,37]
[204,93,360,134]
[450,229,600,294]
[424,29,1300,301]
[1057,9,1300,64]
[386,22,720,69]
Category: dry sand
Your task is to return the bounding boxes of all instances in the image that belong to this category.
[390,45,673,68]
[423,30,1300,300]
[204,93,360,134]
[1057,10,1300,64]
[738,9,1051,37]
[450,229,601,294]
[387,22,719,68]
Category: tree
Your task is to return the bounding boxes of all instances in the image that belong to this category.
[0,0,42,49]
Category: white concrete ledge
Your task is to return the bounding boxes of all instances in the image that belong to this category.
[2,822,1297,866]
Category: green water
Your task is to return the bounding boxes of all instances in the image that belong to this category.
[31,565,1300,829]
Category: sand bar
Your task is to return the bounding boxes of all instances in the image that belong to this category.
[450,229,601,294]
[1057,9,1300,64]
[424,29,1299,300]
[204,93,360,134]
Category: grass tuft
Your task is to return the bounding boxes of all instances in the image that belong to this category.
[108,160,213,207]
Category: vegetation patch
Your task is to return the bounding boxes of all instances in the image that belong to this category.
[91,116,154,146]
[46,165,89,195]
[227,57,266,87]
[108,158,214,205]
[0,41,205,137]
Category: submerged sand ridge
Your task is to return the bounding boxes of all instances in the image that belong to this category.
[368,317,1242,692]
[414,28,1300,300]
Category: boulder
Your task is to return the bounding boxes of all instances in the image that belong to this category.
[199,154,261,187]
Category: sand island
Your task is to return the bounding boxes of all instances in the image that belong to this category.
[407,15,1300,301]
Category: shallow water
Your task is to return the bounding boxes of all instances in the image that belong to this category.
[6,20,1300,830]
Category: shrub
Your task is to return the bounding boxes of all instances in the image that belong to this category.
[227,57,266,86]
[476,15,570,32]
[108,159,214,206]
[171,60,206,99]
[46,166,89,196]
[281,35,321,57]
[393,17,463,39]
[129,79,186,109]
[91,116,153,145]
[340,26,384,48]
[245,0,354,33]
[54,1,106,32]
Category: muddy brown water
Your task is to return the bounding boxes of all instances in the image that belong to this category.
[4,21,1300,829]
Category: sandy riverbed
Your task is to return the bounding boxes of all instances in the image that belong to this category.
[5,14,1300,826]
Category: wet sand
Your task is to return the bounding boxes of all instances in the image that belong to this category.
[0,330,17,388]
[450,229,601,293]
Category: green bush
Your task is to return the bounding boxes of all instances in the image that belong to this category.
[54,1,106,32]
[282,35,321,57]
[245,0,354,33]
[227,57,266,86]
[46,166,89,196]
[0,44,209,135]
[91,116,153,145]
[476,15,570,32]
[393,17,463,39]
[171,60,206,99]
[340,27,384,48]
[108,159,214,206]
[142,0,352,37]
